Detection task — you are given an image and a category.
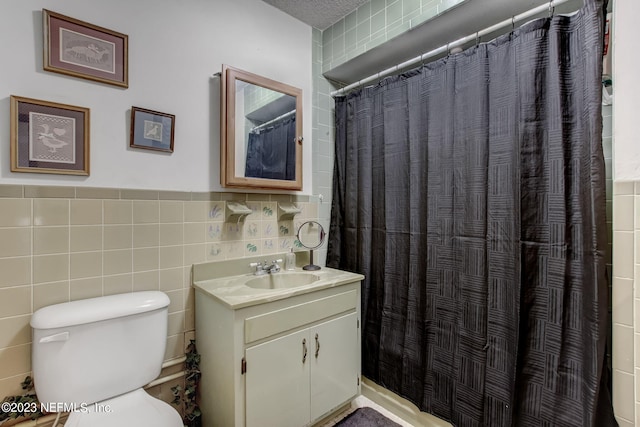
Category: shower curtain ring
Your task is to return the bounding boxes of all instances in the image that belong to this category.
[549,0,555,17]
[511,16,516,31]
[475,31,480,47]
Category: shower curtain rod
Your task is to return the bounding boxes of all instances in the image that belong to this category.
[330,0,574,96]
[250,109,296,132]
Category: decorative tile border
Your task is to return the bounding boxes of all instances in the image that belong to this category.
[0,184,310,202]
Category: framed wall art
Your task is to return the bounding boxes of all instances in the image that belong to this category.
[130,107,175,153]
[10,96,90,176]
[43,9,128,88]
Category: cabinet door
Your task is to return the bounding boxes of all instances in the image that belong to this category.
[310,312,359,421]
[245,328,310,427]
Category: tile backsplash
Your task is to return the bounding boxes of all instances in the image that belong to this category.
[0,185,318,402]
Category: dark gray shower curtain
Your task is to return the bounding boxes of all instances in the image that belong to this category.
[327,1,615,426]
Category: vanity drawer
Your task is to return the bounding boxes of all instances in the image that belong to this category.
[244,289,357,344]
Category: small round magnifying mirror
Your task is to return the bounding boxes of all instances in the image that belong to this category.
[296,221,326,271]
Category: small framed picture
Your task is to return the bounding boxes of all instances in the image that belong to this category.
[43,9,128,88]
[130,107,175,153]
[10,96,90,176]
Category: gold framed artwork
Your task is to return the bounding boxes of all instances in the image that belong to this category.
[43,9,128,88]
[130,107,175,153]
[10,95,90,176]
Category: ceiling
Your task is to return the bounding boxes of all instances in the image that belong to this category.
[262,0,370,30]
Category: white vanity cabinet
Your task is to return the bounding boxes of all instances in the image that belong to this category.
[194,277,361,427]
[245,312,358,427]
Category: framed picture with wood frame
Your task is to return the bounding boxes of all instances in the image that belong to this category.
[10,96,90,176]
[43,9,128,88]
[130,107,175,153]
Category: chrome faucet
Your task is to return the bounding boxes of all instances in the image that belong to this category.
[250,259,282,275]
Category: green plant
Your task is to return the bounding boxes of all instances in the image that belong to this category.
[172,340,202,427]
[0,376,45,424]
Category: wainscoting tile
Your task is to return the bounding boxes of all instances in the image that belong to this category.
[0,184,321,411]
[160,223,184,246]
[133,200,160,224]
[133,271,160,292]
[104,225,133,250]
[160,246,183,269]
[70,277,103,301]
[70,199,102,225]
[103,274,133,295]
[0,228,31,258]
[0,257,31,288]
[612,278,633,326]
[0,199,31,227]
[0,315,30,349]
[33,281,69,311]
[70,225,103,252]
[614,324,634,374]
[614,181,635,196]
[34,199,69,226]
[103,249,132,275]
[70,252,102,280]
[103,200,132,224]
[33,254,69,284]
[160,267,184,292]
[167,312,185,337]
[160,201,184,223]
[33,226,69,255]
[25,185,75,199]
[613,231,634,279]
[613,370,635,422]
[0,185,23,198]
[133,247,159,272]
[184,223,206,244]
[166,289,184,314]
[133,224,160,248]
[75,187,120,200]
[159,191,191,201]
[614,195,634,231]
[0,373,30,403]
[184,201,208,223]
[0,343,31,380]
[121,189,159,200]
[164,334,185,361]
[183,244,206,265]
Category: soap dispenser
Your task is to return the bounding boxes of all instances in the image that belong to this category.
[285,248,296,270]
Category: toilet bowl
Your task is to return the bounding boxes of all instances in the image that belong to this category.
[30,291,183,427]
[63,389,181,427]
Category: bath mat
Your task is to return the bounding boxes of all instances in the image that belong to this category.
[334,407,402,427]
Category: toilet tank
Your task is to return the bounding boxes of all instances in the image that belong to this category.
[31,291,170,406]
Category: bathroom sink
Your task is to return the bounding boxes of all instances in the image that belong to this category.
[245,272,321,290]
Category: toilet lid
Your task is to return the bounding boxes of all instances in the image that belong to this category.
[64,388,183,427]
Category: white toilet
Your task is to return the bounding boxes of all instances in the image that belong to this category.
[30,291,183,427]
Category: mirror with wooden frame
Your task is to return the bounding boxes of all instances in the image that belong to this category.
[220,65,303,190]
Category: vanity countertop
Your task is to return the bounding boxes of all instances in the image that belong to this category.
[193,267,364,310]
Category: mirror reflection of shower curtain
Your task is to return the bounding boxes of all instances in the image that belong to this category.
[245,116,296,180]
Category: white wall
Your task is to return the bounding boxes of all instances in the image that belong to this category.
[611,0,640,425]
[0,0,313,193]
[613,0,640,179]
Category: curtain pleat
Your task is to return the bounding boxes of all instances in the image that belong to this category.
[327,1,615,425]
